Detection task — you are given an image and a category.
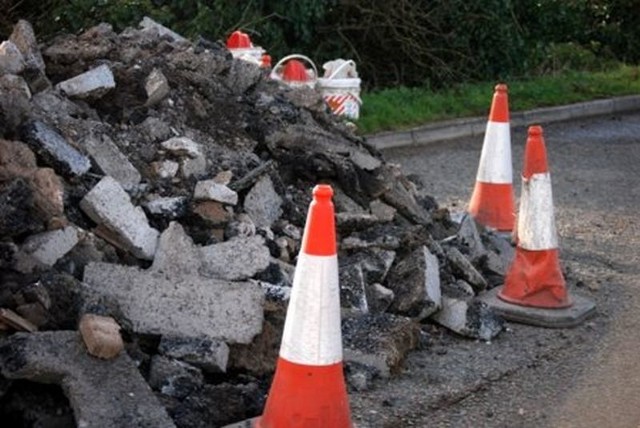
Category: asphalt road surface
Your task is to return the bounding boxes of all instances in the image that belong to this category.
[352,111,640,428]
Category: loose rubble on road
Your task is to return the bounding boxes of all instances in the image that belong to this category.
[0,18,515,426]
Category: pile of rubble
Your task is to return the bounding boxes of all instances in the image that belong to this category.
[0,18,513,427]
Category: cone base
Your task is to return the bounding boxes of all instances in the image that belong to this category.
[468,181,515,232]
[256,358,352,428]
[501,248,569,308]
[479,287,596,328]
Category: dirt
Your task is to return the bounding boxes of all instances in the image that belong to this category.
[351,111,640,428]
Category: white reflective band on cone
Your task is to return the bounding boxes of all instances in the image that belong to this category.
[279,252,343,366]
[476,122,513,183]
[517,172,559,250]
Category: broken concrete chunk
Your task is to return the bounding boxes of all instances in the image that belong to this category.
[200,235,270,281]
[342,313,420,378]
[194,180,238,205]
[213,170,233,185]
[149,355,204,399]
[56,64,115,99]
[159,336,230,373]
[339,263,369,313]
[145,68,170,105]
[83,134,141,189]
[79,314,124,359]
[161,136,203,158]
[20,120,92,177]
[139,16,188,44]
[0,331,176,428]
[431,297,503,341]
[369,199,396,222]
[445,246,488,292]
[152,160,179,178]
[0,40,26,75]
[386,246,441,319]
[144,195,188,219]
[83,261,264,344]
[0,307,38,332]
[15,225,79,272]
[457,214,486,260]
[9,20,46,72]
[151,221,202,277]
[350,149,382,171]
[80,176,159,260]
[370,283,395,313]
[243,175,282,228]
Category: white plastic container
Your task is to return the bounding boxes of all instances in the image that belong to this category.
[317,59,362,120]
[270,54,318,89]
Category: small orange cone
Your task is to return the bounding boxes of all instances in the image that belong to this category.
[255,185,352,428]
[468,84,516,231]
[226,30,252,49]
[499,125,569,308]
[282,59,311,83]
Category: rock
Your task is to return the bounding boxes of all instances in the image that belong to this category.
[80,176,159,260]
[9,20,50,92]
[369,283,395,313]
[148,355,203,399]
[0,74,31,133]
[139,16,188,44]
[342,313,421,378]
[0,308,38,332]
[200,235,271,281]
[0,41,26,75]
[336,212,379,233]
[14,225,79,273]
[194,180,238,205]
[82,134,141,189]
[444,246,488,292]
[386,246,441,319]
[78,314,124,359]
[339,262,368,312]
[82,223,264,344]
[158,336,229,373]
[152,160,180,179]
[20,120,92,177]
[160,137,207,179]
[431,296,504,341]
[369,199,396,222]
[0,331,176,427]
[225,59,263,95]
[0,178,44,237]
[9,20,46,72]
[243,175,283,228]
[225,213,256,239]
[145,196,188,219]
[56,64,116,99]
[193,201,232,226]
[145,68,170,105]
[457,214,486,260]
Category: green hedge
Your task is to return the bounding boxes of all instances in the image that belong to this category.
[1,0,639,89]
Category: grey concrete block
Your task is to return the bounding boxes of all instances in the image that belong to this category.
[0,40,26,75]
[200,235,271,281]
[82,134,141,189]
[159,335,229,373]
[243,175,283,228]
[145,68,170,105]
[431,296,504,340]
[80,176,159,260]
[83,223,264,344]
[56,64,115,99]
[194,180,238,205]
[0,331,176,428]
[15,226,79,272]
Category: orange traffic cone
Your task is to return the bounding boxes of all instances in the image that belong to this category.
[226,30,252,49]
[479,125,595,327]
[468,84,516,232]
[499,125,569,308]
[255,185,352,428]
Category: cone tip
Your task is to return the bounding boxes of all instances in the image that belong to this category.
[495,83,508,93]
[313,184,333,200]
[528,125,543,136]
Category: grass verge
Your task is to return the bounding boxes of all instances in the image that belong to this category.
[356,65,640,135]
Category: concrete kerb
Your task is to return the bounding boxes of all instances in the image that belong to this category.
[366,94,640,151]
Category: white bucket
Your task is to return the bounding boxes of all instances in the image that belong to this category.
[270,54,318,89]
[317,60,362,120]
